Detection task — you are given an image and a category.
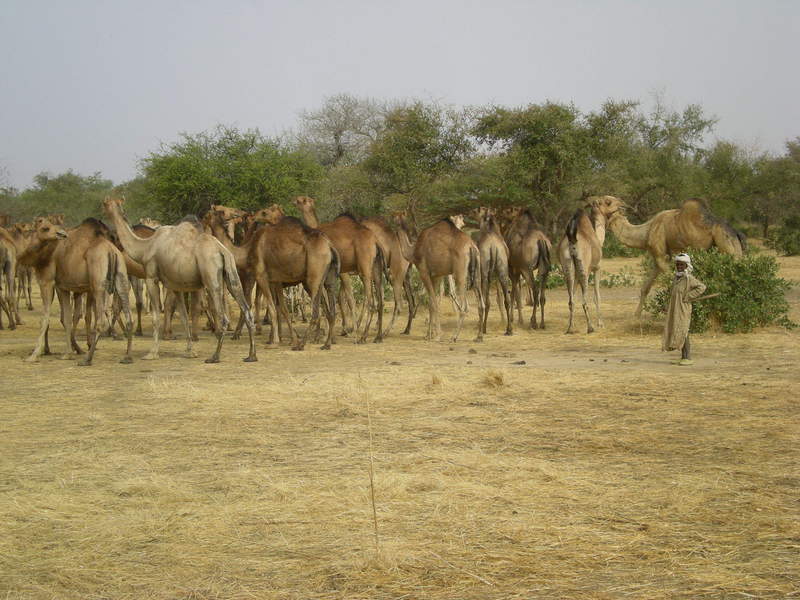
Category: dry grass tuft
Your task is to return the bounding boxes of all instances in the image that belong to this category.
[483,369,505,387]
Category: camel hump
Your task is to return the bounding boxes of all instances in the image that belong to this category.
[80,217,112,238]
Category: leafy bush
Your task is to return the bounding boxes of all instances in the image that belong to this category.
[765,216,800,256]
[645,249,795,333]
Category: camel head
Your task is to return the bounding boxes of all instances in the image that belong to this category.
[449,214,465,229]
[293,196,316,213]
[139,217,162,228]
[102,195,126,219]
[210,204,246,223]
[253,204,285,225]
[588,196,626,218]
[33,219,67,242]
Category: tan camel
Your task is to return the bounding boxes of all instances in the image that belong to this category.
[4,223,35,312]
[557,195,625,334]
[396,214,484,342]
[103,195,256,363]
[504,207,552,329]
[360,215,416,336]
[607,197,747,316]
[292,196,384,343]
[207,205,339,351]
[0,231,18,329]
[19,218,134,365]
[475,207,513,335]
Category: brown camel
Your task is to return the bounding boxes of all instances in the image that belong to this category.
[292,196,384,343]
[4,223,35,312]
[475,207,513,335]
[103,195,256,363]
[504,207,552,329]
[395,214,484,342]
[360,215,416,336]
[207,205,339,351]
[0,231,18,329]
[19,218,134,365]
[607,197,747,316]
[557,195,625,334]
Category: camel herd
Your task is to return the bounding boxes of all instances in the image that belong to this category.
[0,195,746,365]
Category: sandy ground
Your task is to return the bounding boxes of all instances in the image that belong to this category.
[1,255,798,599]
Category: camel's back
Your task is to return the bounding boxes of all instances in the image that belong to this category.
[415,220,471,276]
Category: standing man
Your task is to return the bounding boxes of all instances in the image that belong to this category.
[663,253,706,366]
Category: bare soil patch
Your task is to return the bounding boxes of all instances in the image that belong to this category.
[1,256,798,599]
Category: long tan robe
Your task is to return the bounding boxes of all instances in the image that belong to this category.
[662,273,706,351]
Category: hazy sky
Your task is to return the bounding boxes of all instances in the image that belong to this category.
[1,0,798,190]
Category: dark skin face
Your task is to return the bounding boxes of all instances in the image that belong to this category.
[676,262,688,272]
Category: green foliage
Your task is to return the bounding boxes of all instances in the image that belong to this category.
[364,102,473,219]
[765,216,800,256]
[0,171,113,225]
[141,125,324,223]
[645,249,795,333]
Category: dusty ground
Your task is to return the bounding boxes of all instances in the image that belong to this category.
[1,256,798,599]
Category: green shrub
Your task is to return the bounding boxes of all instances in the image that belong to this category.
[765,216,800,256]
[644,249,796,333]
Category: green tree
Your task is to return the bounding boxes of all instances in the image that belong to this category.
[141,125,324,223]
[364,101,474,222]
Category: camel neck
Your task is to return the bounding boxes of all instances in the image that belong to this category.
[395,224,415,263]
[106,207,152,263]
[300,207,319,228]
[608,213,650,250]
[209,220,249,269]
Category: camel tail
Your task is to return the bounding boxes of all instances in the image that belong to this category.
[326,246,341,286]
[220,250,244,297]
[105,252,118,295]
[468,245,480,291]
[374,245,386,290]
[537,238,551,275]
[566,209,581,251]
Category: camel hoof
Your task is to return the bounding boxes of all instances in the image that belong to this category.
[231,334,240,341]
[373,337,383,344]
[504,329,513,336]
[135,331,144,337]
[191,335,200,342]
[119,356,133,364]
[162,334,175,341]
[243,356,257,362]
[58,354,73,361]
[320,343,331,350]
[141,352,159,360]
[204,356,220,364]
[24,356,40,363]
[539,323,546,330]
[474,336,484,343]
[78,359,92,367]
[291,345,304,351]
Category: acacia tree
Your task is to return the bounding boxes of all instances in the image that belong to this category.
[749,138,800,236]
[472,101,592,235]
[141,125,323,223]
[2,171,113,224]
[295,93,391,167]
[364,101,474,223]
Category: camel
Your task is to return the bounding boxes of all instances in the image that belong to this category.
[3,223,35,312]
[503,207,552,329]
[103,195,256,363]
[395,214,484,342]
[607,197,747,316]
[19,218,134,365]
[360,215,416,336]
[206,205,339,351]
[475,207,513,335]
[292,196,384,343]
[0,233,17,329]
[557,195,625,334]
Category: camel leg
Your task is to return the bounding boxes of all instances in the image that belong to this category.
[564,263,577,334]
[382,272,402,338]
[538,264,549,330]
[578,269,593,334]
[372,257,384,343]
[231,275,253,341]
[511,274,524,326]
[189,291,202,342]
[401,269,417,335]
[174,292,198,359]
[276,285,301,350]
[418,268,438,341]
[79,292,105,366]
[498,268,513,336]
[130,277,144,336]
[522,268,538,330]
[338,274,355,336]
[27,279,56,361]
[8,268,21,326]
[203,277,230,364]
[219,258,255,362]
[162,290,176,340]
[480,272,490,335]
[57,288,77,360]
[142,278,163,360]
[636,257,669,317]
[593,269,604,329]
[254,264,279,349]
[114,272,134,364]
[451,268,470,343]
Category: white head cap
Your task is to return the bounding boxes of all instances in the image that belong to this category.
[675,253,693,273]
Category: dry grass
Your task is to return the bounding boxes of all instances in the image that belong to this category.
[0,254,798,599]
